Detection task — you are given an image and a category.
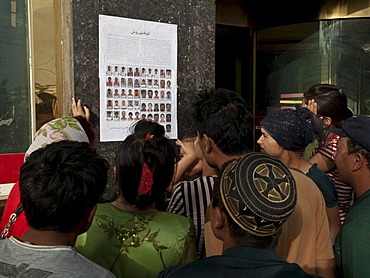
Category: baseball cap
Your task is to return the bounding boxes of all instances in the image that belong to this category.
[331,115,370,151]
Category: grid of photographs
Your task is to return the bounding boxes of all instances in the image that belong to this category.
[105,65,173,133]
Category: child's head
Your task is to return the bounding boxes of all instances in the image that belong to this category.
[303,84,353,128]
[115,133,177,209]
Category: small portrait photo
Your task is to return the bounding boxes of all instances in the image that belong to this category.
[113,66,119,76]
[134,67,140,77]
[107,100,113,109]
[134,111,140,120]
[154,79,159,88]
[147,103,153,112]
[166,91,171,99]
[106,65,112,75]
[134,100,140,108]
[128,89,133,97]
[120,66,126,76]
[160,113,165,122]
[121,110,127,121]
[154,68,159,78]
[166,103,171,112]
[141,67,147,77]
[134,79,140,88]
[128,67,134,76]
[148,90,153,99]
[121,89,127,97]
[147,113,153,121]
[128,100,133,108]
[141,90,147,98]
[106,77,112,87]
[160,103,165,112]
[107,88,113,98]
[166,80,172,89]
[160,69,165,78]
[121,100,126,108]
[114,89,120,98]
[154,103,159,112]
[114,77,120,87]
[147,79,153,88]
[141,113,147,119]
[120,77,126,87]
[141,79,147,87]
[127,112,134,120]
[114,100,120,109]
[114,111,120,120]
[166,114,171,122]
[154,90,159,99]
[134,89,140,97]
[141,103,147,111]
[160,90,165,99]
[166,69,171,78]
[160,79,165,89]
[127,78,133,88]
[166,124,171,132]
[154,113,159,123]
[147,68,153,78]
[107,111,113,121]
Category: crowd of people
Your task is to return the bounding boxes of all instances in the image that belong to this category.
[0,86,369,278]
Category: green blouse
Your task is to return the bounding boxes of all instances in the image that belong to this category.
[75,203,196,278]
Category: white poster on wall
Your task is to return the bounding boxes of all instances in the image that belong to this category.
[99,15,178,142]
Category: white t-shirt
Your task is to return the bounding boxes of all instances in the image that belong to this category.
[0,237,115,277]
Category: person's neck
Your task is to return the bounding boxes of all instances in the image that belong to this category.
[215,152,246,170]
[18,228,77,247]
[112,197,157,213]
[202,158,218,177]
[281,151,311,174]
[352,173,370,199]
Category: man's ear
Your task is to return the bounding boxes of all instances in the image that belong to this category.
[213,206,227,230]
[87,205,97,224]
[352,152,365,171]
[203,134,214,153]
[323,116,332,127]
[76,205,97,235]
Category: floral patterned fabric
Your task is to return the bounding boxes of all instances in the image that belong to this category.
[26,117,88,157]
[75,203,196,278]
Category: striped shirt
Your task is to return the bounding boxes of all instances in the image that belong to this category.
[317,134,353,224]
[167,175,217,259]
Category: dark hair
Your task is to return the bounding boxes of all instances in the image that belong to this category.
[129,119,165,138]
[195,88,253,154]
[115,133,177,209]
[35,92,58,130]
[20,141,109,232]
[303,84,353,128]
[211,161,278,249]
[36,92,57,115]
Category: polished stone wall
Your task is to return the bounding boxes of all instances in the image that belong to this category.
[72,0,215,200]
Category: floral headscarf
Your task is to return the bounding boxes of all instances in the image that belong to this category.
[25,117,89,158]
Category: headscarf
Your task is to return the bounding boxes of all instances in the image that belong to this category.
[25,117,89,158]
[260,107,324,151]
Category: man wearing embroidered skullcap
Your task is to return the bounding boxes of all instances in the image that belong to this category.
[332,115,370,278]
[158,152,318,278]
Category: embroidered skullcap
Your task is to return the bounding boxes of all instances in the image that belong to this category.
[260,107,323,151]
[220,152,297,236]
[26,117,89,158]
